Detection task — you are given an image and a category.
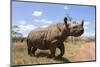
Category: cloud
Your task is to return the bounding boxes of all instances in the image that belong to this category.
[18,21,37,37]
[84,26,88,30]
[42,25,48,28]
[40,19,53,24]
[32,11,42,16]
[34,19,53,24]
[84,21,89,30]
[84,21,89,26]
[34,19,39,22]
[64,6,69,10]
[14,18,53,37]
[81,21,95,37]
[81,31,95,37]
[82,21,94,37]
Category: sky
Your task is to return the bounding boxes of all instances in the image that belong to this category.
[12,1,96,37]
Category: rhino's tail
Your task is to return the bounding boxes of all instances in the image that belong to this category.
[20,37,27,42]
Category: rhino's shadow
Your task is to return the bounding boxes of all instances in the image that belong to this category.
[35,52,71,63]
[54,56,71,63]
[35,52,50,57]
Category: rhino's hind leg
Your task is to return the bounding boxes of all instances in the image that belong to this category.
[31,47,37,56]
[58,43,65,57]
[27,45,33,56]
[27,39,33,56]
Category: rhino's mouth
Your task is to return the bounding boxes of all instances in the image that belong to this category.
[73,29,84,37]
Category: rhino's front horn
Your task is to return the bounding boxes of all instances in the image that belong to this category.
[81,20,84,26]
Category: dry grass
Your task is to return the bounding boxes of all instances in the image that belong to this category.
[11,41,96,66]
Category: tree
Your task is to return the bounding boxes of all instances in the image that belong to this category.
[12,25,23,42]
[12,25,23,38]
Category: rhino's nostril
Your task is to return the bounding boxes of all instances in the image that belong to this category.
[80,30,83,32]
[80,29,84,33]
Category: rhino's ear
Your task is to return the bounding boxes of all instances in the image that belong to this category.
[64,17,68,26]
[81,20,84,26]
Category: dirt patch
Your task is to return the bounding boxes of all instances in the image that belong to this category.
[69,42,96,62]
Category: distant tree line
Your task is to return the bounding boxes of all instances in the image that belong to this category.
[12,25,24,42]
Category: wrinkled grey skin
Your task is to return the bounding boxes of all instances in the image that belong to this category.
[27,17,84,58]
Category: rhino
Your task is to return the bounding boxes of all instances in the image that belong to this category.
[26,17,84,58]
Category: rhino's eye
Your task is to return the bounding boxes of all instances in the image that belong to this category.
[73,26,77,28]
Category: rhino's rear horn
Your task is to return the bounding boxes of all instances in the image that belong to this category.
[64,17,68,27]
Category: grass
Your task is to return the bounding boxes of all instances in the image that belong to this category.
[11,40,95,66]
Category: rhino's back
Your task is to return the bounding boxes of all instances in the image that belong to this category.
[28,28,48,42]
[28,23,66,42]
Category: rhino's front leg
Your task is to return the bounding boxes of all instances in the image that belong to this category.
[49,40,57,58]
[58,43,65,57]
[49,46,56,58]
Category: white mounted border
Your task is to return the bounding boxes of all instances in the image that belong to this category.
[1,0,100,67]
[19,0,96,5]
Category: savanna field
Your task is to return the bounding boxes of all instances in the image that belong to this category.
[11,39,96,66]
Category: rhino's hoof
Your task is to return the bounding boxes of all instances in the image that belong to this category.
[47,55,55,58]
[57,55,63,58]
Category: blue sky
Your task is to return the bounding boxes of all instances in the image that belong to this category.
[12,1,96,37]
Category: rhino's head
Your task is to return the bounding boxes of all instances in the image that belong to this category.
[64,17,84,37]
